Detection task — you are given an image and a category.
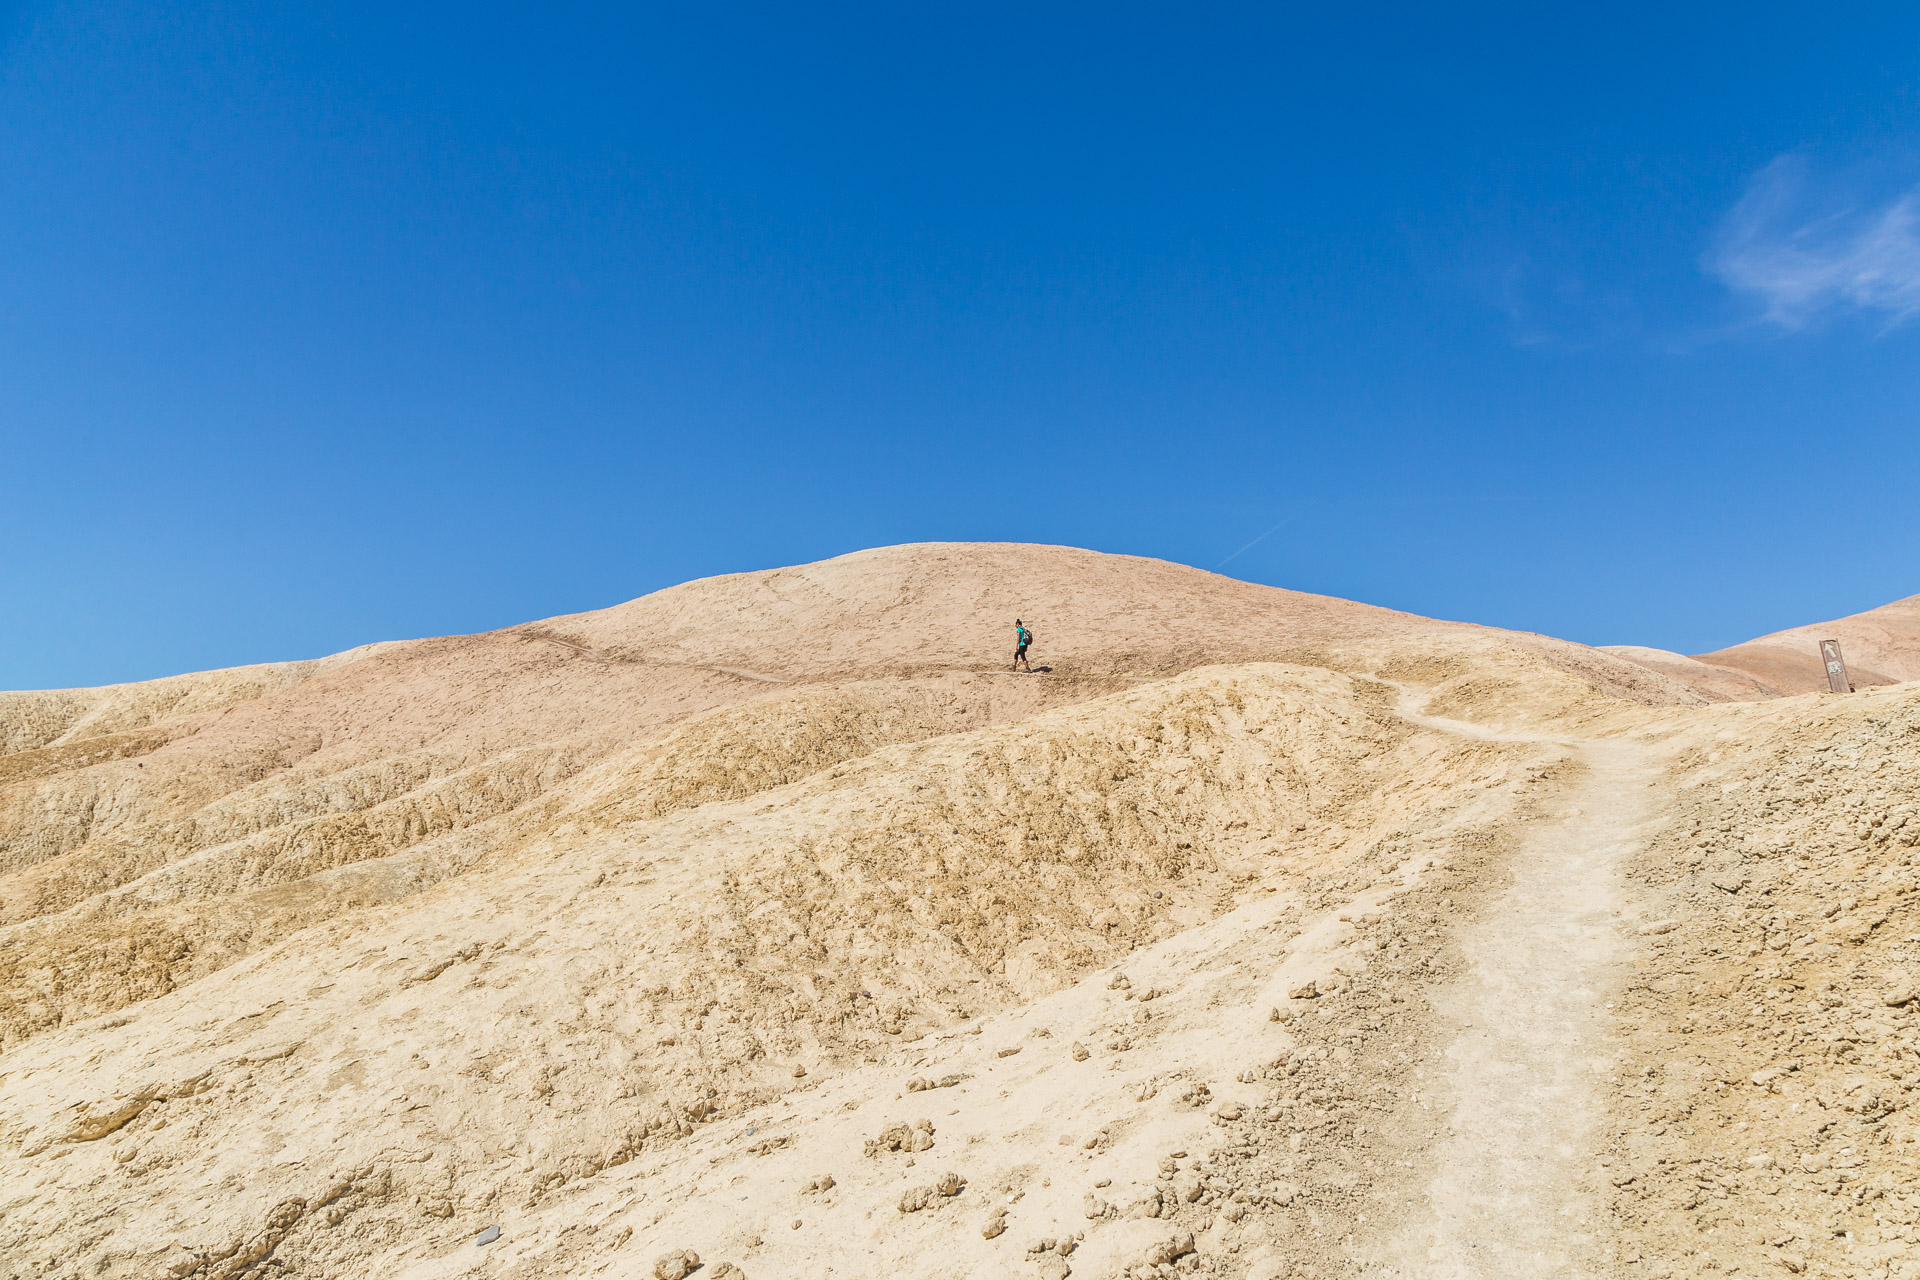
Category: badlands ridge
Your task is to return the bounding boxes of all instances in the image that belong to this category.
[2,544,1918,1280]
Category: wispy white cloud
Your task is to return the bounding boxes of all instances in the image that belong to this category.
[1707,155,1920,331]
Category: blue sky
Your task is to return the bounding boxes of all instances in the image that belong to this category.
[3,3,1918,689]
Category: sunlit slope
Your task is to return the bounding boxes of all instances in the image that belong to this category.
[7,543,1915,1280]
[1692,590,1920,695]
[0,660,1557,1278]
[0,544,1692,1055]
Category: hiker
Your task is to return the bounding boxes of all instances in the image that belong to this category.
[1012,619,1033,672]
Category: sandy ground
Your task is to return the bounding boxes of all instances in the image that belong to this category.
[2,543,1917,1280]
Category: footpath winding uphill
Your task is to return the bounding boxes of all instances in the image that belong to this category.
[2,544,1918,1280]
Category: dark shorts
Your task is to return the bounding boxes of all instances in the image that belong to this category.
[1015,645,1028,657]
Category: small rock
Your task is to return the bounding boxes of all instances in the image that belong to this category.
[1212,1102,1243,1122]
[802,1174,835,1194]
[474,1225,500,1247]
[899,1172,966,1212]
[654,1250,700,1280]
[710,1266,746,1280]
[1036,1259,1072,1280]
[865,1120,935,1156]
[981,1211,1007,1239]
[1144,1231,1197,1265]
[1071,1042,1089,1061]
[1288,980,1318,1000]
[1268,1006,1291,1023]
[1636,920,1679,936]
[1126,1189,1164,1220]
[1884,989,1915,1007]
[997,1046,1022,1057]
[791,1064,807,1078]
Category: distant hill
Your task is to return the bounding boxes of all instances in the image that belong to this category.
[1690,591,1920,695]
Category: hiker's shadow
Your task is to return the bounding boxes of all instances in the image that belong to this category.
[1033,665,1052,673]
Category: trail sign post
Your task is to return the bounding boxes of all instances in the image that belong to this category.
[1819,638,1852,694]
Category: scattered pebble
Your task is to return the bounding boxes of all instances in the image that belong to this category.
[898,1172,967,1213]
[864,1119,935,1155]
[1142,1231,1197,1265]
[653,1250,700,1280]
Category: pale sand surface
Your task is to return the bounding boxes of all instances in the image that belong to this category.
[3,544,1918,1280]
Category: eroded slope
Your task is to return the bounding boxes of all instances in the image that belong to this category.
[0,660,1545,1279]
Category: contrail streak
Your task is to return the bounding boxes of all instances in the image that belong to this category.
[1216,513,1296,570]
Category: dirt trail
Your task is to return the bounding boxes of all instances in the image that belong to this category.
[1384,698,1662,1277]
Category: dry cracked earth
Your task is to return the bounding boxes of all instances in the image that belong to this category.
[2,544,1917,1280]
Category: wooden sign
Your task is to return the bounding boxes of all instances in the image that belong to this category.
[1819,638,1852,694]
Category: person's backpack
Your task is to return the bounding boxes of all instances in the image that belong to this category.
[1021,626,1034,648]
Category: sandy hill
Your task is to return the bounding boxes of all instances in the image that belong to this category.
[1600,591,1920,701]
[3,544,1917,1280]
[1691,592,1920,695]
